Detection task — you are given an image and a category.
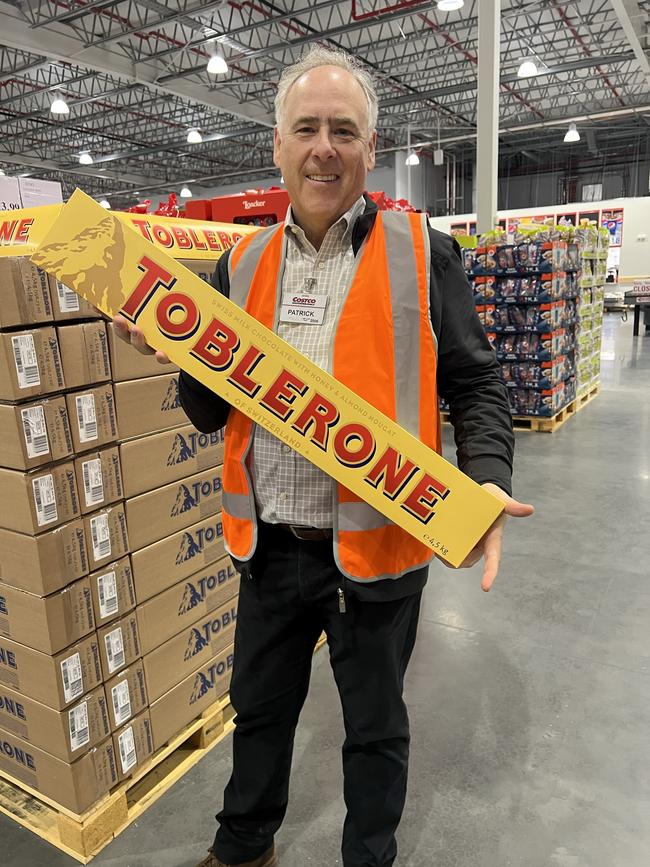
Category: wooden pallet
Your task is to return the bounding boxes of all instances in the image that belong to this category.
[441,383,601,434]
[0,636,328,863]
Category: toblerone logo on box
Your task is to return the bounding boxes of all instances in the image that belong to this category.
[31,191,505,567]
[167,428,224,467]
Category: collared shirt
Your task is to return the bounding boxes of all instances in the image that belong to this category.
[248,195,367,528]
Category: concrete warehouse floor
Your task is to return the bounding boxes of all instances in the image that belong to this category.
[4,313,650,867]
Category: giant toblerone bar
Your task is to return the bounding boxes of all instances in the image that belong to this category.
[32,191,504,566]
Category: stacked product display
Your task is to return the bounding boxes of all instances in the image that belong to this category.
[458,222,607,419]
[0,254,237,816]
[575,224,608,394]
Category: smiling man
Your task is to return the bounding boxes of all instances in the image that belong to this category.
[114,45,532,867]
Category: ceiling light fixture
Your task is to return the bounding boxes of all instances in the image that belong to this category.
[180,185,192,198]
[207,50,228,75]
[50,93,70,115]
[436,0,464,11]
[0,169,5,176]
[517,57,538,78]
[563,123,580,143]
[187,128,202,144]
[405,151,420,166]
[99,199,111,209]
[78,151,93,165]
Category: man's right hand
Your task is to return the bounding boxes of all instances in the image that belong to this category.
[113,314,170,364]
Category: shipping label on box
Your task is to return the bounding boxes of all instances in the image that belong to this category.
[0,577,95,654]
[137,555,238,654]
[112,709,154,781]
[0,683,111,762]
[89,557,135,628]
[131,513,225,602]
[0,632,102,710]
[0,729,118,813]
[0,257,53,328]
[65,384,118,453]
[83,503,129,570]
[149,644,234,750]
[57,321,111,389]
[143,596,237,702]
[0,326,65,401]
[106,321,179,383]
[126,465,223,551]
[31,191,505,567]
[119,424,224,498]
[0,518,88,595]
[73,446,123,514]
[104,660,147,730]
[114,373,186,440]
[97,612,140,680]
[51,276,101,321]
[0,395,73,471]
[0,460,80,534]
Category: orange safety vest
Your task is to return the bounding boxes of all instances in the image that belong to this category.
[221,210,441,583]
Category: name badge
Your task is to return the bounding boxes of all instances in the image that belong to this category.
[279,292,328,325]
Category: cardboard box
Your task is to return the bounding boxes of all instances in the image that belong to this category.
[149,644,234,750]
[73,446,123,514]
[0,632,102,710]
[89,557,136,628]
[97,612,140,680]
[65,384,118,453]
[0,519,88,595]
[137,555,239,655]
[0,257,53,329]
[114,373,187,440]
[83,503,129,571]
[0,395,74,471]
[131,514,225,603]
[0,326,65,401]
[0,683,111,762]
[105,660,148,730]
[119,424,224,498]
[51,277,101,322]
[106,321,179,382]
[112,709,154,781]
[143,596,238,702]
[0,461,80,534]
[0,730,118,813]
[0,578,95,654]
[126,465,223,551]
[57,321,111,389]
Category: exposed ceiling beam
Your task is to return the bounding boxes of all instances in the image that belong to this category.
[0,151,159,186]
[0,1,274,127]
[609,0,650,87]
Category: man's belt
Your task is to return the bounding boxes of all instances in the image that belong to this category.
[276,524,333,541]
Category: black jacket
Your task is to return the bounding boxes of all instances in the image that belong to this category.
[179,197,515,596]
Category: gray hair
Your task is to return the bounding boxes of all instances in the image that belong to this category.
[274,46,378,137]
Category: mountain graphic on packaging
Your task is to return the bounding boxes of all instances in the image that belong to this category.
[32,217,127,311]
[161,377,180,411]
[167,433,193,465]
[171,484,197,517]
[178,581,203,616]
[184,627,210,661]
[175,531,202,564]
[189,671,212,705]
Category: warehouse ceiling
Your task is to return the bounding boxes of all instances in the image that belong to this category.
[0,0,648,208]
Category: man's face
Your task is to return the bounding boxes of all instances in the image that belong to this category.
[273,65,376,242]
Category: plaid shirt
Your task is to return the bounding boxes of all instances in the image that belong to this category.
[248,196,366,528]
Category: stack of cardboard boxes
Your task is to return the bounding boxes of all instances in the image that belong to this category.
[0,257,238,815]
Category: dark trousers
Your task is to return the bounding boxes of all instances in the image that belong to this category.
[211,522,423,867]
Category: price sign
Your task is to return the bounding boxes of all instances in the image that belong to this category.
[0,177,22,211]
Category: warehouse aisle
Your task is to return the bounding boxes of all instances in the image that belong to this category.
[4,313,649,867]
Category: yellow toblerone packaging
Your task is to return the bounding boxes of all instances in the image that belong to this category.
[31,190,504,567]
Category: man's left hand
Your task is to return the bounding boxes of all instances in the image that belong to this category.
[454,483,534,593]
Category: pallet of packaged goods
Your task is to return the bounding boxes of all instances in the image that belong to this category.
[457,221,607,432]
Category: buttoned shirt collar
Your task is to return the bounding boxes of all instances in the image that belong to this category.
[283,195,367,251]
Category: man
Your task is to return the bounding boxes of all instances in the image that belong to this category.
[115,46,533,867]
